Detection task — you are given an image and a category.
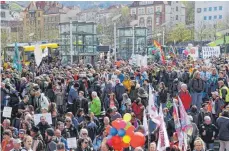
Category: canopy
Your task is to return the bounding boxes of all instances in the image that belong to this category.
[208,36,229,46]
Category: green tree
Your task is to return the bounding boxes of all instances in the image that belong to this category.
[182,1,195,25]
[167,23,193,43]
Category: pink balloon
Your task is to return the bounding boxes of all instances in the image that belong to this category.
[107,139,112,146]
[119,120,127,129]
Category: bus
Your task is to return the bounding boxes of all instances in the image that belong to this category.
[3,43,59,65]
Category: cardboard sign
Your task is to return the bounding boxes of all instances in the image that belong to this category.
[34,113,52,125]
[202,46,220,59]
[3,107,12,118]
[67,137,77,148]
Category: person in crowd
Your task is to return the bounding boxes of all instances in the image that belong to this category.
[56,143,66,151]
[30,126,44,151]
[218,71,228,87]
[198,103,213,128]
[33,85,50,113]
[90,91,101,116]
[67,82,79,113]
[158,82,168,108]
[199,116,218,150]
[11,138,22,151]
[108,107,121,121]
[218,80,229,105]
[210,91,225,121]
[149,142,157,151]
[216,110,229,151]
[132,98,144,122]
[21,135,33,151]
[36,116,51,139]
[2,130,14,151]
[105,92,119,111]
[193,137,205,151]
[63,117,79,138]
[65,112,79,130]
[76,137,91,151]
[179,83,192,111]
[189,71,205,110]
[53,129,69,150]
[93,129,108,151]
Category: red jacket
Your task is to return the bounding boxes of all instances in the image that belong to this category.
[132,102,143,121]
[179,90,192,110]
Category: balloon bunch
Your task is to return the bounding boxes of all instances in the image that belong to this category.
[105,113,145,151]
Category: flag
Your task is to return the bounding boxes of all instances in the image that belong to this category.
[13,42,22,72]
[157,105,170,151]
[154,40,165,64]
[148,85,158,117]
[143,109,148,136]
[42,47,48,58]
[34,44,43,66]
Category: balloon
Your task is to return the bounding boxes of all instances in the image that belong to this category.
[123,113,132,122]
[122,135,131,143]
[105,125,111,134]
[113,144,123,150]
[130,132,145,148]
[107,138,112,146]
[119,120,127,129]
[110,127,118,136]
[124,122,131,130]
[111,136,122,145]
[121,141,130,148]
[118,129,126,137]
[112,119,121,129]
[126,126,135,137]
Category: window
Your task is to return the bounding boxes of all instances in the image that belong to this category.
[219,15,222,19]
[209,16,212,20]
[209,7,212,11]
[138,8,145,15]
[176,6,178,11]
[176,15,178,20]
[204,8,207,12]
[38,12,40,17]
[197,8,201,13]
[131,8,136,15]
[1,11,5,18]
[214,7,217,11]
[219,6,222,10]
[214,15,217,19]
[147,7,154,14]
[147,17,152,26]
[156,6,162,12]
[139,17,145,26]
[204,16,207,20]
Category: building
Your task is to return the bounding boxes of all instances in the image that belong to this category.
[129,1,186,37]
[59,21,97,64]
[195,1,229,41]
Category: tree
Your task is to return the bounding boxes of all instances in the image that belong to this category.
[195,21,211,41]
[167,23,193,43]
[182,1,195,25]
[1,29,8,49]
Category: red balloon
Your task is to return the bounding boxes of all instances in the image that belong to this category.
[126,126,135,137]
[113,144,123,151]
[130,132,145,148]
[111,136,122,145]
[121,141,130,148]
[112,120,121,129]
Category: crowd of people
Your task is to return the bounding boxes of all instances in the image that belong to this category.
[1,55,229,151]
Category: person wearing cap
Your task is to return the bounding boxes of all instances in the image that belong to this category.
[45,128,57,151]
[199,116,218,150]
[10,138,22,151]
[218,80,229,105]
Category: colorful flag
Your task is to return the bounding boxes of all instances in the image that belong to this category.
[13,43,22,72]
[154,40,165,64]
[157,105,170,151]
[148,86,158,117]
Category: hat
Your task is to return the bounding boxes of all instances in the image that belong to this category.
[31,126,39,133]
[46,128,54,136]
[13,138,22,144]
[211,91,219,96]
[19,129,26,134]
[138,87,148,98]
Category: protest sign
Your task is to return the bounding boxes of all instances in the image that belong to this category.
[3,107,12,118]
[202,46,220,59]
[34,113,52,125]
[67,137,77,148]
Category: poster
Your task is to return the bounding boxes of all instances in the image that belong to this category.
[189,47,199,60]
[202,46,220,59]
[34,113,52,125]
[3,107,12,118]
[67,137,77,148]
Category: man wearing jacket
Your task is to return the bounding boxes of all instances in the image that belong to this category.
[67,82,79,113]
[218,80,229,105]
[53,129,69,150]
[30,126,45,151]
[216,110,229,151]
[90,91,101,116]
[45,128,57,151]
[199,116,218,150]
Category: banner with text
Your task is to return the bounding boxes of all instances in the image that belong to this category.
[202,46,220,59]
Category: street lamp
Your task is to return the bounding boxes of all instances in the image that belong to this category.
[112,14,121,62]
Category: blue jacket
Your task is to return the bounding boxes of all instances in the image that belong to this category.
[216,116,229,141]
[67,86,78,104]
[93,135,104,151]
[72,117,79,130]
[118,74,125,83]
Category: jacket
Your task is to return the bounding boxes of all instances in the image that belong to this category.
[53,136,69,150]
[179,90,192,110]
[158,88,167,103]
[86,122,98,141]
[132,102,144,121]
[67,86,78,104]
[36,122,51,139]
[34,93,49,113]
[197,110,213,128]
[64,124,79,138]
[123,79,131,93]
[31,133,45,151]
[199,123,218,143]
[114,83,126,102]
[189,78,204,93]
[216,116,229,141]
[90,97,101,116]
[46,141,57,151]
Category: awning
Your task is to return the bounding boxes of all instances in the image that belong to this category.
[208,36,229,46]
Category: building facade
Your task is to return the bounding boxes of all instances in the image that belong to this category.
[129,1,186,37]
[195,1,229,41]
